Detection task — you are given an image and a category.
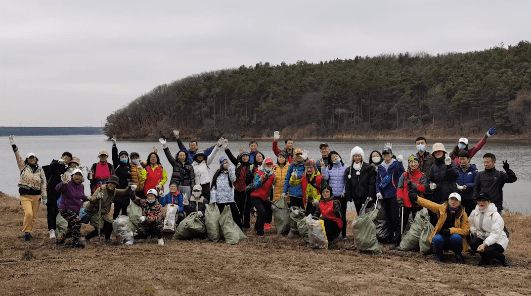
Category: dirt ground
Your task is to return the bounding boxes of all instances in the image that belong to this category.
[0,193,529,296]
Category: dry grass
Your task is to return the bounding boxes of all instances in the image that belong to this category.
[0,192,529,296]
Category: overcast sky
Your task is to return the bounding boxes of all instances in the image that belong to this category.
[1,0,529,127]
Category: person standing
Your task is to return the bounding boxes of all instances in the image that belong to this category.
[43,151,72,239]
[88,150,114,194]
[272,131,294,163]
[250,158,276,236]
[111,137,132,218]
[316,143,331,173]
[321,151,347,238]
[455,150,478,215]
[211,156,241,227]
[449,127,496,165]
[396,155,427,229]
[161,138,195,199]
[142,152,168,196]
[344,146,376,215]
[172,129,215,164]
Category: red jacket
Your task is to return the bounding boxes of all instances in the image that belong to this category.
[272,141,294,163]
[397,169,427,208]
[250,169,275,201]
[319,199,343,229]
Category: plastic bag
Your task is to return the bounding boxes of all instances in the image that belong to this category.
[127,201,143,231]
[79,207,91,224]
[56,213,69,239]
[398,209,426,251]
[288,206,305,236]
[352,208,380,252]
[297,215,310,243]
[308,216,328,249]
[174,212,206,240]
[163,204,178,233]
[113,215,134,245]
[205,203,221,242]
[419,209,434,254]
[219,206,247,245]
[375,203,392,243]
[271,195,290,235]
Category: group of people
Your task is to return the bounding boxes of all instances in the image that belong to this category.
[8,126,517,266]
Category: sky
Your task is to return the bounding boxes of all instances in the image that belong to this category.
[1,0,529,127]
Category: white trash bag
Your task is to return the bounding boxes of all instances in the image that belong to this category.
[163,204,179,233]
[113,215,134,245]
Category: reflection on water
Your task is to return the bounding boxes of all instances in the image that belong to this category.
[1,135,530,213]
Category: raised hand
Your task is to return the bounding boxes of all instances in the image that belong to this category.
[172,129,180,139]
[111,136,117,145]
[273,131,280,141]
[9,135,15,145]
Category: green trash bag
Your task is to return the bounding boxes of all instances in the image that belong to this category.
[205,204,221,242]
[352,208,380,252]
[398,209,427,251]
[419,210,434,254]
[56,213,69,239]
[127,201,143,232]
[289,206,306,236]
[297,215,310,243]
[219,206,247,245]
[174,212,206,240]
[272,196,290,235]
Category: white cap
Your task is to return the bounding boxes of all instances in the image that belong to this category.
[448,192,462,202]
[25,152,37,159]
[146,188,159,197]
[70,169,83,176]
[458,138,468,145]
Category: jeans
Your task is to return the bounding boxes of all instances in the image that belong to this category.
[432,233,463,257]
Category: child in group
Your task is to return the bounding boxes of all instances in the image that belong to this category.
[131,188,165,246]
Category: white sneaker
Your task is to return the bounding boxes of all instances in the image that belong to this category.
[157,238,164,246]
[49,229,56,239]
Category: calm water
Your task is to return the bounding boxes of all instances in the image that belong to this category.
[1,135,530,213]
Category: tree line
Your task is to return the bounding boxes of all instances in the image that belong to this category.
[104,41,531,140]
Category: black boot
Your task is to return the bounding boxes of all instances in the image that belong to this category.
[455,253,465,264]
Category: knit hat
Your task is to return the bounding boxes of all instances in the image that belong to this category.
[219,155,228,165]
[240,151,250,157]
[350,146,364,159]
[106,175,120,186]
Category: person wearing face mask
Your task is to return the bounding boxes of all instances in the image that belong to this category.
[9,135,47,242]
[88,150,114,194]
[449,127,496,166]
[131,188,165,246]
[409,190,470,264]
[397,155,427,231]
[65,156,81,176]
[376,147,405,247]
[344,146,376,217]
[211,156,241,227]
[428,143,459,225]
[55,169,87,248]
[110,137,133,218]
[455,150,478,215]
[250,158,276,236]
[289,159,325,216]
[129,152,146,197]
[414,137,434,179]
[192,137,222,203]
[188,184,207,214]
[468,192,509,266]
[321,151,347,237]
[161,138,195,199]
[43,151,72,240]
[368,150,383,168]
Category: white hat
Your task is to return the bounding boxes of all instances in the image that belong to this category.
[350,146,364,159]
[25,152,37,159]
[146,188,158,197]
[448,192,462,202]
[458,138,469,145]
[70,169,83,176]
[432,143,447,154]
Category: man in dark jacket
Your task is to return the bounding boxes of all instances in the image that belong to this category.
[473,153,517,214]
[111,138,132,218]
[456,150,478,215]
[428,143,459,225]
[414,137,434,179]
[172,129,215,164]
[43,151,72,239]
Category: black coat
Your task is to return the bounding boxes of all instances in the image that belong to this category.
[473,168,517,211]
[43,160,68,198]
[163,147,195,187]
[429,159,459,203]
[112,144,132,189]
[344,162,376,203]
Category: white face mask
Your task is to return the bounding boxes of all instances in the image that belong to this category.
[334,157,341,164]
[192,190,201,198]
[132,159,140,165]
[353,163,362,170]
[372,156,381,164]
[416,144,426,152]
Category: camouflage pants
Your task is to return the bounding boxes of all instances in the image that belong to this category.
[59,209,82,243]
[137,220,163,239]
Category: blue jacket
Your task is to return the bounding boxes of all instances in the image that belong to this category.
[456,164,478,201]
[376,159,405,198]
[159,192,184,213]
[322,162,346,197]
[176,139,215,164]
[283,162,305,198]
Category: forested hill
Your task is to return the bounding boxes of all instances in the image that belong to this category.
[105,41,531,140]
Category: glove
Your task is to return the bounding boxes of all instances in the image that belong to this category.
[158,138,167,148]
[130,184,137,191]
[9,135,15,145]
[58,158,66,164]
[197,211,204,218]
[444,155,452,166]
[384,142,392,149]
[217,137,224,147]
[273,131,280,141]
[408,189,418,203]
[407,180,418,192]
[486,127,496,137]
[397,198,404,207]
[61,173,69,184]
[376,192,383,200]
[502,160,510,171]
[366,196,373,202]
[172,129,180,139]
[312,198,319,207]
[429,182,437,190]
[397,154,403,163]
[440,228,451,236]
[281,193,288,200]
[111,136,117,145]
[222,138,228,149]
[41,196,47,206]
[291,171,297,178]
[139,216,146,223]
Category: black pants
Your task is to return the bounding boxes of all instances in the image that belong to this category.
[334,196,348,237]
[86,220,113,240]
[381,197,400,243]
[217,202,243,229]
[289,196,303,208]
[470,236,506,264]
[234,190,251,228]
[201,183,211,203]
[252,198,268,235]
[324,219,342,242]
[113,197,130,219]
[47,193,60,230]
[401,207,420,233]
[462,199,476,216]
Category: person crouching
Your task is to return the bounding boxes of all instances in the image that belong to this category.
[132,189,164,246]
[314,185,343,244]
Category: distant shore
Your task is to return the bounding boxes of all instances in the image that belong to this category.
[0,126,103,136]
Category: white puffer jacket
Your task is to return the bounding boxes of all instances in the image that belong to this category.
[468,203,509,250]
[192,145,219,185]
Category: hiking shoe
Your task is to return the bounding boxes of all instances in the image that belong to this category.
[23,232,32,241]
[500,258,510,267]
[478,258,490,266]
[49,229,56,239]
[264,223,271,231]
[158,238,165,246]
[72,240,86,249]
[455,254,465,264]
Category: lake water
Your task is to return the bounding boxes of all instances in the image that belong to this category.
[1,135,530,213]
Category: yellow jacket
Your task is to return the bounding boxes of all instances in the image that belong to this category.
[272,164,289,201]
[416,196,470,251]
